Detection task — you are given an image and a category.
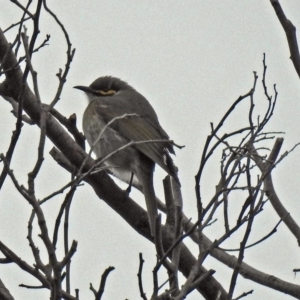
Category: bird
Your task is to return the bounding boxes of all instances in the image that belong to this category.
[74,76,179,236]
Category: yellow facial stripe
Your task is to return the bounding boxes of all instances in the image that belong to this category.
[99,89,116,96]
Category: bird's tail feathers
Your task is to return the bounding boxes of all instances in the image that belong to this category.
[139,170,158,236]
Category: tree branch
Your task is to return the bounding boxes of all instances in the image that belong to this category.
[270,0,300,78]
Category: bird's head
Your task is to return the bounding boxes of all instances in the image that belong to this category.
[74,76,134,101]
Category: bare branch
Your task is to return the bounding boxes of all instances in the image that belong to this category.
[90,267,115,300]
[3,16,31,33]
[137,253,148,300]
[270,0,300,77]
[0,279,15,300]
[42,0,76,108]
[10,0,35,19]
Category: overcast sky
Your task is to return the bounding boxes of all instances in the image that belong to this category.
[1,1,300,299]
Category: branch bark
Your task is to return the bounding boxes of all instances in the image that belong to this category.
[270,0,300,78]
[0,279,15,300]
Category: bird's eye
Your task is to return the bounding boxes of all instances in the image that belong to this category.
[98,89,116,96]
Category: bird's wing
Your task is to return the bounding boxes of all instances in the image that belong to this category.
[92,99,177,178]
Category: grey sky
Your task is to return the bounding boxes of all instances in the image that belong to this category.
[1,1,300,299]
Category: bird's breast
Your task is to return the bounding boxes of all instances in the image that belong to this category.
[82,104,134,159]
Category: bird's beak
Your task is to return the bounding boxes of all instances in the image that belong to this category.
[73,85,94,94]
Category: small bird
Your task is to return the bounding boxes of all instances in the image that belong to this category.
[74,76,179,235]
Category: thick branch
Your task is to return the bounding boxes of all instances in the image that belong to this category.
[270,0,300,78]
[251,138,300,244]
[0,279,15,300]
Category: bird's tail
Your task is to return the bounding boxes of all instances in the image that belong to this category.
[139,169,158,236]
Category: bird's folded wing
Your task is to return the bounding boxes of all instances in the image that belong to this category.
[93,101,176,176]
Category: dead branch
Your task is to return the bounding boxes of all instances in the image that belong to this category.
[270,0,300,78]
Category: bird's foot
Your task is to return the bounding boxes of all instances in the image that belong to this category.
[125,172,134,197]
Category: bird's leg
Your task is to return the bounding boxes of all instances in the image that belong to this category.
[125,172,134,196]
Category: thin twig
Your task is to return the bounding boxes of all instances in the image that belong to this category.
[90,267,115,300]
[10,0,35,19]
[137,253,148,300]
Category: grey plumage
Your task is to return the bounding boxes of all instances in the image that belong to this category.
[75,76,179,235]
